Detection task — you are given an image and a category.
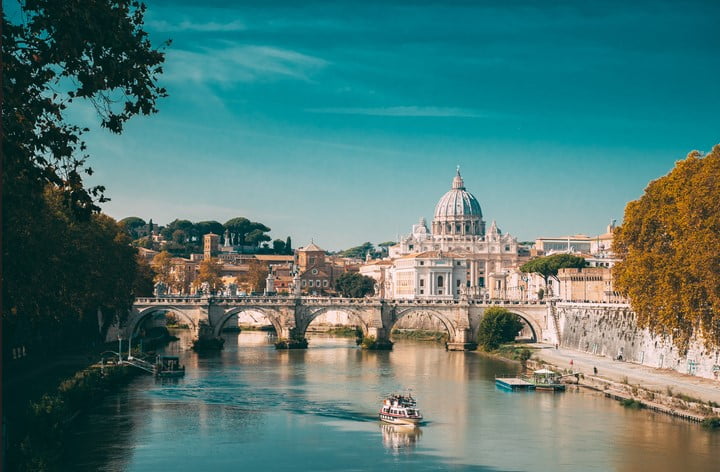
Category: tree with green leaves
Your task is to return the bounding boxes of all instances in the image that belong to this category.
[119,216,147,238]
[285,236,293,254]
[520,253,586,294]
[245,228,272,246]
[335,272,375,298]
[224,217,271,247]
[338,242,375,258]
[2,0,168,352]
[477,307,524,351]
[2,0,168,219]
[272,239,286,254]
[195,220,224,238]
[613,146,720,350]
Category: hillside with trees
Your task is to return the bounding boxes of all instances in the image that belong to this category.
[122,216,292,256]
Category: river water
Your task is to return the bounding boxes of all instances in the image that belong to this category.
[66,331,718,472]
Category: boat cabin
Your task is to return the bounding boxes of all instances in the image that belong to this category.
[155,355,185,377]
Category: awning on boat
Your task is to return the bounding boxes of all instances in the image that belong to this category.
[533,369,556,375]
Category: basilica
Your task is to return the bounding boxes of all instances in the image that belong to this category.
[364,169,524,300]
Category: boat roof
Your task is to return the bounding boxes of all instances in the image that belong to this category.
[534,368,557,374]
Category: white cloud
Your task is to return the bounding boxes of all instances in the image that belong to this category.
[148,19,246,33]
[163,45,327,84]
[305,106,493,118]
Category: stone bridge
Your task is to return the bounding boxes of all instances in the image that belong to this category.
[115,297,556,351]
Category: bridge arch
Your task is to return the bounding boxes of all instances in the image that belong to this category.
[129,306,197,337]
[389,307,455,339]
[214,307,283,338]
[297,306,369,338]
[471,308,541,343]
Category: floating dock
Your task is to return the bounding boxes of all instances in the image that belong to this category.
[496,377,536,391]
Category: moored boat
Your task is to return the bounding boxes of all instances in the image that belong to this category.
[379,393,423,425]
[154,355,185,378]
[528,368,566,391]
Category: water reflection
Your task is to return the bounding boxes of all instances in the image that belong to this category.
[64,333,720,472]
[380,423,422,453]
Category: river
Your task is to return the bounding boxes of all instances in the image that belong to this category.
[65,331,718,471]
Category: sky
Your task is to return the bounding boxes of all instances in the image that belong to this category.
[23,0,720,249]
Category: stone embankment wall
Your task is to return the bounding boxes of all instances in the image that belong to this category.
[313,310,446,331]
[556,302,720,381]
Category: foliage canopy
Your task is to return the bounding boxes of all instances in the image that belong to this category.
[2,0,168,357]
[477,307,525,351]
[613,146,720,349]
[520,254,587,285]
[335,272,375,298]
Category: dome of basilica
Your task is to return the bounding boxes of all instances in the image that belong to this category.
[433,169,482,219]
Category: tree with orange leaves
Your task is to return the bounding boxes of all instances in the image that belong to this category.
[613,145,720,350]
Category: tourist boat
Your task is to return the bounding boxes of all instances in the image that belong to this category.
[379,393,423,425]
[154,355,185,378]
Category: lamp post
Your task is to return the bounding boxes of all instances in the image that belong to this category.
[118,335,123,364]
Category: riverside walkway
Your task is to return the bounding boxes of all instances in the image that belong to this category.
[533,343,720,405]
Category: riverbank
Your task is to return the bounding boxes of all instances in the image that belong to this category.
[528,343,720,424]
[5,361,141,471]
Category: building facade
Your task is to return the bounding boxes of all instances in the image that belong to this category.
[380,169,524,299]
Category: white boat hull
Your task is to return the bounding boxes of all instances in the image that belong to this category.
[379,412,422,425]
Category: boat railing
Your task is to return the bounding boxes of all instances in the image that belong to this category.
[124,356,157,374]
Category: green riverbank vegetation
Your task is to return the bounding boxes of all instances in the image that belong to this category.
[3,2,169,469]
[11,364,139,472]
[391,329,449,344]
[477,308,525,351]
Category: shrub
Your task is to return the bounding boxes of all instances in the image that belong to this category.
[620,398,643,409]
[477,308,524,351]
[360,336,393,350]
[518,348,532,362]
[701,417,720,430]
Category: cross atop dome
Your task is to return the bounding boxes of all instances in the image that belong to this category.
[452,167,465,190]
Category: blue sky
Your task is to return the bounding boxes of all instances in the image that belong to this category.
[47,1,720,248]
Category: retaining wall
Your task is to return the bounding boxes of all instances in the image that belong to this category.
[557,302,720,381]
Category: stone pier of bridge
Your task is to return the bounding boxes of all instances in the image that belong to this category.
[111,297,554,351]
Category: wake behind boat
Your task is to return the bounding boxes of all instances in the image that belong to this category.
[379,393,423,425]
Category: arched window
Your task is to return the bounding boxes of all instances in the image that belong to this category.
[437,275,444,287]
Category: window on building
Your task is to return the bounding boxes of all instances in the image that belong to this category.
[456,224,461,232]
[409,245,414,250]
[420,261,424,265]
[420,289,424,294]
[323,280,328,287]
[456,279,461,287]
[437,275,444,287]
[504,245,510,251]
[302,280,306,287]
[478,277,485,287]
[309,280,314,287]
[419,279,424,287]
[316,280,321,287]
[310,257,316,265]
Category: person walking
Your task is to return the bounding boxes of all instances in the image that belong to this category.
[593,366,598,375]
